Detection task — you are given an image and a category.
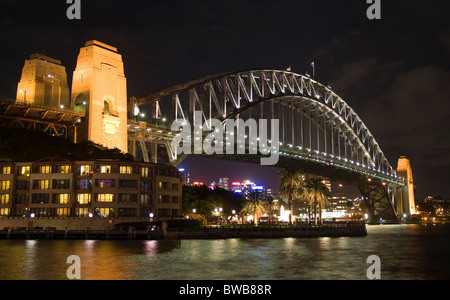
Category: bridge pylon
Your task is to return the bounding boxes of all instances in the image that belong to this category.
[71,40,128,153]
[396,156,417,217]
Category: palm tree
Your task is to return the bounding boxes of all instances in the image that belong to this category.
[279,165,304,224]
[265,197,280,224]
[302,177,330,225]
[240,191,268,225]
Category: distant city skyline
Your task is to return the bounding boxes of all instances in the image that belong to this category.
[179,156,362,198]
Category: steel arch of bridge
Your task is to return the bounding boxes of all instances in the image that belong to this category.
[136,70,400,179]
[132,70,406,221]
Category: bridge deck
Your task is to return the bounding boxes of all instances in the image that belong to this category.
[0,99,85,127]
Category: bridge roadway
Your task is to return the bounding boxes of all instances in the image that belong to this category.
[126,119,404,186]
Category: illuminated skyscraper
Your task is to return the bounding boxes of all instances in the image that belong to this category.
[178,168,190,186]
[219,178,229,190]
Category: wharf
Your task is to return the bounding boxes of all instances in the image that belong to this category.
[0,227,163,240]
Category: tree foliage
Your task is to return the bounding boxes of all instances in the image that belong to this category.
[302,176,331,225]
[182,185,244,223]
[240,191,272,225]
[279,165,304,223]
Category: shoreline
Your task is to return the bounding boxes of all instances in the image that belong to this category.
[0,224,367,240]
[164,224,367,239]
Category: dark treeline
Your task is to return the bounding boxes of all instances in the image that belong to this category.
[182,185,245,222]
[0,126,134,162]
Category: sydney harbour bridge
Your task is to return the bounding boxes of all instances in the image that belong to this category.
[0,41,415,223]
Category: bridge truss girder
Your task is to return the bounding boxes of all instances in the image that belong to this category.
[134,70,404,221]
[358,182,398,223]
[136,70,395,174]
[0,100,84,141]
[137,70,399,178]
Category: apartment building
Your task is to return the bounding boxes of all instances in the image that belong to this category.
[0,157,182,220]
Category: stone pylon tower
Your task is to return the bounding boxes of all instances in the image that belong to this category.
[71,40,128,153]
[16,54,70,107]
[396,156,417,216]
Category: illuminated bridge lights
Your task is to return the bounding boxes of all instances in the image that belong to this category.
[278,145,403,186]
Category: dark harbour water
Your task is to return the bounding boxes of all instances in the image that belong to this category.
[0,224,449,280]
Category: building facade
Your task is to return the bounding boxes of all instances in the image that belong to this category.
[0,158,182,220]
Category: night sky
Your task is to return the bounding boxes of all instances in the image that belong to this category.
[0,0,449,198]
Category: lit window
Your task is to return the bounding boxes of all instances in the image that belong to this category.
[99,165,112,174]
[140,194,152,204]
[33,180,49,190]
[56,194,70,204]
[96,193,114,202]
[18,166,30,176]
[0,194,9,204]
[57,165,71,174]
[76,208,89,217]
[141,167,150,177]
[56,208,70,217]
[0,208,10,216]
[80,165,92,176]
[120,166,133,174]
[0,167,11,174]
[0,181,10,190]
[39,166,52,174]
[95,207,113,217]
[77,193,91,204]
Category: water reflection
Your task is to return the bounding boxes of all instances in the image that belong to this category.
[24,240,39,280]
[0,225,449,279]
[143,240,158,257]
